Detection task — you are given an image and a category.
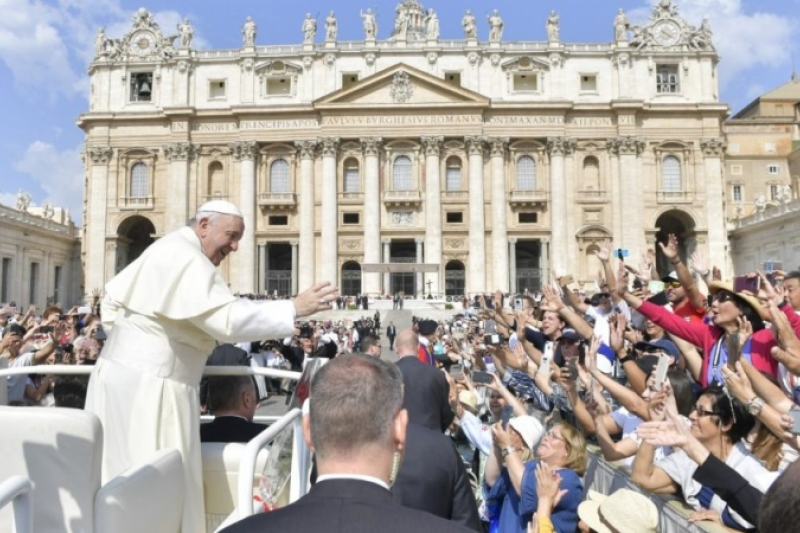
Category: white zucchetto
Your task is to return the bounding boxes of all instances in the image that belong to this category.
[196,200,243,218]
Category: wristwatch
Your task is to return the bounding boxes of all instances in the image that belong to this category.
[501,446,517,458]
[746,396,765,416]
[618,354,635,365]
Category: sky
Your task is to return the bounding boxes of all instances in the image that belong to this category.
[1,0,799,225]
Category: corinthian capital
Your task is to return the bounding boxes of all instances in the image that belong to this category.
[700,137,727,157]
[421,136,443,157]
[86,146,113,165]
[546,137,575,156]
[488,137,509,158]
[162,142,199,161]
[229,141,258,161]
[320,137,340,157]
[465,136,486,156]
[295,139,319,160]
[361,137,383,157]
[607,136,644,156]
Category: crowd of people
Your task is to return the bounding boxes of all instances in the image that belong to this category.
[4,208,800,532]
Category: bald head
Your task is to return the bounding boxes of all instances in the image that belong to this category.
[395,329,419,357]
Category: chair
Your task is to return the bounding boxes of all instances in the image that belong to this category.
[0,406,184,533]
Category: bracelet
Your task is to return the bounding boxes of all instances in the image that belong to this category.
[501,446,517,458]
[618,354,635,364]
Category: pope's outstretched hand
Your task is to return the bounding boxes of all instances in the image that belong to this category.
[294,281,340,317]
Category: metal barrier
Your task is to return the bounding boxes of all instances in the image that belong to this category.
[0,476,33,533]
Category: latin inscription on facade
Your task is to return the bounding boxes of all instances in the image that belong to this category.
[322,115,483,126]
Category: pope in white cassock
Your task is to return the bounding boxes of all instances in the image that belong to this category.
[85,201,337,533]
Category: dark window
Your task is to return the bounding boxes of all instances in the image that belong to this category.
[446,212,463,224]
[268,215,288,226]
[518,212,538,224]
[130,72,153,102]
[343,213,360,225]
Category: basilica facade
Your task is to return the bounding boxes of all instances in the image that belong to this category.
[79,1,729,298]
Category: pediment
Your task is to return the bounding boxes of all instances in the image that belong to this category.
[501,56,551,72]
[315,63,490,109]
[254,60,302,77]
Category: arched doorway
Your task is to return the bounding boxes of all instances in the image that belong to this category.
[444,260,466,298]
[116,215,155,272]
[341,261,362,296]
[654,210,696,274]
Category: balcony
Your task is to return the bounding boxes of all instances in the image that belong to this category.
[441,190,469,203]
[337,192,364,205]
[656,190,692,204]
[258,192,296,211]
[576,190,608,203]
[508,189,549,207]
[120,196,154,210]
[383,190,422,208]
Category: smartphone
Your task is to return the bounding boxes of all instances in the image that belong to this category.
[789,409,800,436]
[472,371,494,385]
[514,298,523,310]
[567,358,579,381]
[648,281,665,294]
[726,333,741,370]
[449,364,464,380]
[501,405,513,429]
[39,326,54,334]
[484,333,504,346]
[558,275,574,286]
[733,276,760,294]
[484,320,497,335]
[617,249,625,261]
[653,354,670,391]
[632,278,643,291]
[538,353,552,378]
[77,306,92,315]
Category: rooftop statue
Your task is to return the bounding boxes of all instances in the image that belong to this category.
[325,11,337,41]
[424,8,439,40]
[614,8,629,42]
[302,13,317,44]
[361,8,377,40]
[546,10,560,41]
[462,10,477,39]
[487,9,504,42]
[177,19,193,48]
[242,16,257,46]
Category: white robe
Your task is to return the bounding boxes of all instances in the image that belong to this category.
[85,226,295,533]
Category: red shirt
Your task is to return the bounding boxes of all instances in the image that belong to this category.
[673,298,707,325]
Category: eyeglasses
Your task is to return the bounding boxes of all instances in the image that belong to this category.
[691,405,720,418]
[543,429,565,442]
[714,292,733,303]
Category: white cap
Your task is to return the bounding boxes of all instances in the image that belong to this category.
[196,200,243,218]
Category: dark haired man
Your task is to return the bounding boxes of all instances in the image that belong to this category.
[201,376,266,443]
[362,334,382,358]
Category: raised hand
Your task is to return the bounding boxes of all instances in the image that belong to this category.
[659,233,680,261]
[609,314,626,353]
[535,462,566,511]
[585,336,600,375]
[541,285,565,313]
[595,238,612,263]
[690,251,708,276]
[293,282,340,317]
[721,361,755,405]
[636,413,691,448]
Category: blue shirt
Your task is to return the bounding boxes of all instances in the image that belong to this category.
[485,461,583,533]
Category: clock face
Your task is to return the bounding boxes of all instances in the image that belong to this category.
[652,20,681,46]
[129,31,156,56]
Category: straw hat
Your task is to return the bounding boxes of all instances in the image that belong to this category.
[707,281,770,321]
[458,390,478,415]
[577,489,658,533]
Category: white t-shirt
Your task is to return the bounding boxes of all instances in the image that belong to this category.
[7,352,35,403]
[656,441,779,530]
[609,407,672,469]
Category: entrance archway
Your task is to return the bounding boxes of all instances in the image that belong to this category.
[341,261,362,296]
[390,241,416,296]
[266,243,292,296]
[654,210,697,274]
[444,260,465,298]
[116,216,155,272]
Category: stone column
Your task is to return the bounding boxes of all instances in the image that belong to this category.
[616,136,646,261]
[421,136,443,295]
[415,237,424,297]
[361,137,383,296]
[508,238,518,294]
[259,243,268,294]
[382,238,391,294]
[86,147,113,296]
[547,137,574,275]
[295,140,318,290]
[606,140,623,248]
[320,138,340,285]
[701,138,729,278]
[176,60,193,105]
[163,142,199,232]
[290,240,299,295]
[489,138,510,292]
[466,136,486,294]
[230,141,258,294]
[540,238,550,289]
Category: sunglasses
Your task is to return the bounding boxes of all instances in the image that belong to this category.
[665,281,682,289]
[714,292,733,303]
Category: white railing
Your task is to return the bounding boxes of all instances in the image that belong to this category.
[0,476,33,533]
[236,407,308,520]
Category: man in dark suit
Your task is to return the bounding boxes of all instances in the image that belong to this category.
[220,354,472,533]
[200,376,267,443]
[394,329,454,432]
[386,321,397,351]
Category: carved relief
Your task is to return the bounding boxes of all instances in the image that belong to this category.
[361,137,383,157]
[365,53,376,66]
[229,141,259,161]
[162,142,199,161]
[421,136,443,157]
[607,136,645,156]
[390,72,414,103]
[295,140,319,160]
[445,239,465,249]
[700,138,727,157]
[340,239,361,251]
[546,137,575,156]
[465,136,486,156]
[320,137,340,157]
[391,211,414,226]
[488,137,509,158]
[87,147,114,164]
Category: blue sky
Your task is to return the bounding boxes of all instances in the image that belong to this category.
[1,0,798,224]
